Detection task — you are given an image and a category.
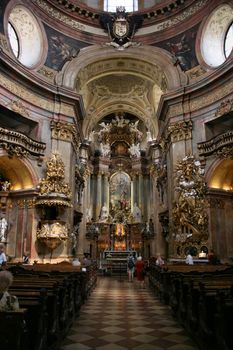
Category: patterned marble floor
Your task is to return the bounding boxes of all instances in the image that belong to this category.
[59,276,199,350]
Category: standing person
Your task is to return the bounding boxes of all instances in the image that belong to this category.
[185,251,194,265]
[0,243,6,266]
[127,253,135,282]
[135,256,145,288]
[0,270,19,311]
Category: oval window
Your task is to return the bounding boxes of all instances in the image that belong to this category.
[8,21,19,58]
[200,5,233,68]
[7,5,46,68]
[225,22,233,58]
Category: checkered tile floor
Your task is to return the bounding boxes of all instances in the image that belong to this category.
[59,276,199,350]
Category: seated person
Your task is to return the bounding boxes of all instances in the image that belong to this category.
[0,270,19,311]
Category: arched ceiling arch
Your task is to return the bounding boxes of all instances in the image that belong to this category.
[208,159,233,191]
[56,44,187,138]
[57,45,187,90]
[0,155,37,190]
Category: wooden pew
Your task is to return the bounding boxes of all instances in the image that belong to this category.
[0,309,29,350]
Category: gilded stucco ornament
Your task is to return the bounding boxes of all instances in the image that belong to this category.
[0,127,46,159]
[172,155,208,243]
[36,221,69,251]
[167,120,192,143]
[36,153,72,251]
[36,152,72,207]
[51,121,80,153]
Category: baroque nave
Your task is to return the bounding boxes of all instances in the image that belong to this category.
[0,0,233,349]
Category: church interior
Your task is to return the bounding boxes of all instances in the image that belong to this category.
[0,0,233,349]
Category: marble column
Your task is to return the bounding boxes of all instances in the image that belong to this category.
[138,174,143,212]
[103,174,109,210]
[96,173,102,219]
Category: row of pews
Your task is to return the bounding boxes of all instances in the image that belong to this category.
[0,262,97,350]
[148,262,233,350]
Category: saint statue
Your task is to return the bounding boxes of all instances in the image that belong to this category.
[132,203,142,223]
[100,203,109,222]
[0,217,8,242]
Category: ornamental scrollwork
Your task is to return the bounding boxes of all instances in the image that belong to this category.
[216,146,233,159]
[51,121,80,153]
[37,153,72,206]
[172,155,208,242]
[167,120,192,143]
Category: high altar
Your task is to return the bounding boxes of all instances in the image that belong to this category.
[85,115,155,260]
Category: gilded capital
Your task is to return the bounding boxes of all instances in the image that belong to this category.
[167,120,192,143]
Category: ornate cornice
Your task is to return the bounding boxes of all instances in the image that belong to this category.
[215,99,233,117]
[137,0,208,35]
[0,73,75,116]
[50,120,80,152]
[158,66,233,120]
[167,120,192,142]
[34,0,207,34]
[198,131,233,158]
[0,126,46,159]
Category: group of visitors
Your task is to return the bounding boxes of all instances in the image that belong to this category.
[127,253,165,288]
[127,253,145,287]
[185,248,219,265]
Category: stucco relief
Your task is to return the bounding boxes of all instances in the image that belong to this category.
[138,0,208,35]
[10,8,35,40]
[50,121,80,153]
[32,0,105,35]
[86,76,157,117]
[77,59,167,93]
[33,0,207,36]
[208,5,233,37]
